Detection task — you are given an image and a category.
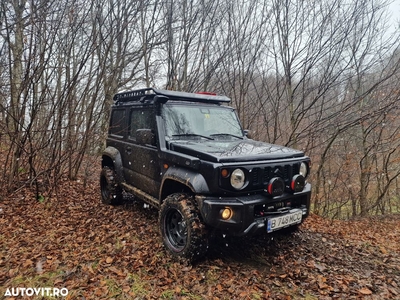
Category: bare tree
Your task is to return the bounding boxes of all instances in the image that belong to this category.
[1,0,399,218]
[162,0,225,92]
[245,0,400,217]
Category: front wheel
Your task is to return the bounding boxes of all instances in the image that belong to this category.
[159,193,208,262]
[100,166,123,205]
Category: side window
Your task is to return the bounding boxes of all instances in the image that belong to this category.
[129,108,155,138]
[109,109,126,137]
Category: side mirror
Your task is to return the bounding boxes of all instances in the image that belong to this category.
[244,129,252,139]
[136,129,156,146]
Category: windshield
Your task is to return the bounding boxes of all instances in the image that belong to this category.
[162,104,243,139]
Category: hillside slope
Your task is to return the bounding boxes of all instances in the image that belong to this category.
[0,179,399,299]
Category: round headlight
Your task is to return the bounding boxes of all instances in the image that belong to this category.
[299,162,308,178]
[230,168,245,190]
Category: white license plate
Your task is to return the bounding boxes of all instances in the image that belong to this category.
[267,210,303,233]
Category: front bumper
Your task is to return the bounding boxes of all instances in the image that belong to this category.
[197,183,311,236]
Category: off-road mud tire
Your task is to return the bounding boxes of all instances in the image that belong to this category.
[159,193,208,262]
[100,166,123,205]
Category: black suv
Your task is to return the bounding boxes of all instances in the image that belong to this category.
[100,88,311,261]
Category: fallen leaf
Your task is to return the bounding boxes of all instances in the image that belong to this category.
[88,265,95,275]
[23,259,33,268]
[106,257,113,264]
[108,266,124,277]
[359,287,372,295]
[306,260,315,268]
[273,281,282,287]
[388,287,398,296]
[122,286,130,293]
[315,262,327,272]
[239,291,248,297]
[54,278,64,285]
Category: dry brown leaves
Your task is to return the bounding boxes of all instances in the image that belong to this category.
[0,179,399,299]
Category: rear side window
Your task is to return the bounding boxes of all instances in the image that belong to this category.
[109,109,126,137]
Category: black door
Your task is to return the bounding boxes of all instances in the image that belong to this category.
[122,106,161,198]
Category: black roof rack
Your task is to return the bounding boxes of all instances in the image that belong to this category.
[113,88,231,105]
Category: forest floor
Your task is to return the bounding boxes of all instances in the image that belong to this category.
[0,176,400,299]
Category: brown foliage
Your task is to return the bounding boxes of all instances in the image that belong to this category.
[0,178,399,299]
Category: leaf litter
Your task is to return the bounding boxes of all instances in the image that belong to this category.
[0,178,399,299]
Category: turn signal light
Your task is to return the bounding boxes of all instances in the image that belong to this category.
[221,168,229,178]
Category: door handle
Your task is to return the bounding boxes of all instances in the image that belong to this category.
[126,146,132,153]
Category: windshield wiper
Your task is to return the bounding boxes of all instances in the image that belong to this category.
[210,133,243,139]
[172,133,214,140]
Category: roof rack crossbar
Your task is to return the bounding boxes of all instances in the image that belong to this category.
[113,88,231,105]
[113,88,155,103]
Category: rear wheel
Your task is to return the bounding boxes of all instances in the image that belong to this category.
[159,193,208,262]
[100,166,123,205]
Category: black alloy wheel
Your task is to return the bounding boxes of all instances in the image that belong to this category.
[159,193,208,262]
[164,207,187,251]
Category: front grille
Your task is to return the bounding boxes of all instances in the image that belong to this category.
[253,163,300,188]
[252,168,259,185]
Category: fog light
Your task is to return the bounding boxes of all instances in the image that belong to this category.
[291,174,305,192]
[267,177,285,197]
[221,208,233,220]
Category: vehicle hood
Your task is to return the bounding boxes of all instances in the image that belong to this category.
[168,138,304,163]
